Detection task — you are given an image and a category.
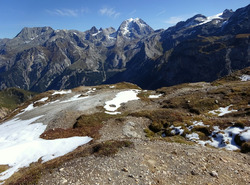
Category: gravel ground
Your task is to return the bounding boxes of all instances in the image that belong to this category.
[39,139,250,185]
[39,116,250,185]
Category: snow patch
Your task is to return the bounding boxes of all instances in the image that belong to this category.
[35,97,48,103]
[208,105,237,116]
[198,126,248,151]
[186,133,200,140]
[23,104,35,112]
[60,94,89,103]
[104,90,140,113]
[149,94,163,99]
[92,31,101,36]
[52,90,72,95]
[198,13,223,25]
[240,74,250,81]
[0,116,92,181]
[186,123,250,151]
[240,129,250,141]
[188,121,209,131]
[105,111,121,115]
[170,125,184,135]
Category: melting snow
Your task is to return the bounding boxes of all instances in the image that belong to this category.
[185,121,250,151]
[188,121,209,131]
[198,13,223,25]
[35,97,48,103]
[0,116,92,181]
[240,129,250,141]
[60,94,89,103]
[186,133,200,140]
[52,90,72,95]
[198,126,250,151]
[240,74,250,81]
[104,90,140,114]
[208,105,237,116]
[22,104,35,112]
[170,125,184,135]
[149,94,163,99]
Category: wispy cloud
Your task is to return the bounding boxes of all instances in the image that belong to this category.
[129,10,136,16]
[157,10,166,16]
[99,7,120,18]
[46,8,89,17]
[164,16,184,24]
[164,13,197,25]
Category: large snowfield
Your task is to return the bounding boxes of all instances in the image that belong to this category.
[0,115,92,181]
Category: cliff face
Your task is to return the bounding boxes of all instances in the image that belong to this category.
[0,5,250,92]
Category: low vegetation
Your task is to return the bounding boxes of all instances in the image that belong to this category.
[0,87,36,112]
[0,165,9,174]
[92,140,133,157]
[131,68,250,152]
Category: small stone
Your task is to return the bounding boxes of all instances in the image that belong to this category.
[210,171,218,177]
[128,174,134,178]
[215,100,219,104]
[108,178,112,181]
[191,170,198,175]
[219,157,227,163]
[59,168,64,172]
[61,178,68,184]
[122,168,129,172]
[109,104,116,107]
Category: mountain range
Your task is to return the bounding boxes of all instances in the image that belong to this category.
[0,4,249,92]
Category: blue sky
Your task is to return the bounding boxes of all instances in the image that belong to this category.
[0,0,249,38]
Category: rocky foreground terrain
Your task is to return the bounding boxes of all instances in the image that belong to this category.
[0,68,249,184]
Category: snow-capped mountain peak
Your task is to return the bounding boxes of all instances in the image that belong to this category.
[117,18,154,39]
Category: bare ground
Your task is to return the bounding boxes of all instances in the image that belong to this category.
[38,119,250,185]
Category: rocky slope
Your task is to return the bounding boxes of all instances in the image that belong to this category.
[0,5,249,92]
[0,67,249,184]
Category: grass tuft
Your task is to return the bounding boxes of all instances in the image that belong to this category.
[92,140,133,157]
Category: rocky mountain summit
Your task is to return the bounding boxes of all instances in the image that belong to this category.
[0,4,249,92]
[0,67,249,184]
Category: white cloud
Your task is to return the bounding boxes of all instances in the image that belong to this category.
[164,16,185,24]
[99,7,120,18]
[164,13,197,25]
[129,10,137,16]
[157,10,166,16]
[47,8,89,17]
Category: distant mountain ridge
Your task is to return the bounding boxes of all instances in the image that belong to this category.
[0,4,250,92]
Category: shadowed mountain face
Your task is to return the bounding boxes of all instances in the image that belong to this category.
[0,5,250,92]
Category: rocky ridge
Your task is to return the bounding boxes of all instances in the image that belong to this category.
[0,4,249,92]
